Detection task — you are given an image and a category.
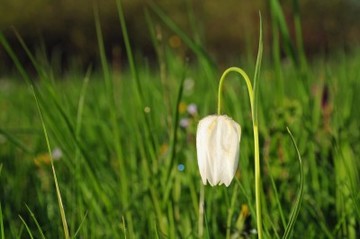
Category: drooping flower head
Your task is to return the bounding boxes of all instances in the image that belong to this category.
[196,115,241,186]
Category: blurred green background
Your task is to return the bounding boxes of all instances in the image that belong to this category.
[1,1,360,238]
[1,0,359,72]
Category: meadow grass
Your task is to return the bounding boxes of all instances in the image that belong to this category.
[1,1,360,238]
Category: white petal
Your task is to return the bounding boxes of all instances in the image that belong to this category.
[196,115,241,187]
[196,115,217,185]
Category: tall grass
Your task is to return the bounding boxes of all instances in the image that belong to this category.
[0,0,359,238]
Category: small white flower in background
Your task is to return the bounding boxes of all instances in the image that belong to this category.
[196,115,241,187]
[180,118,190,128]
[52,147,63,160]
[187,103,198,116]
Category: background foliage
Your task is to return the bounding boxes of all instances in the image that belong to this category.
[0,0,359,238]
[0,0,360,72]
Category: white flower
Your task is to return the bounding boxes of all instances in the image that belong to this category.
[187,103,198,116]
[196,115,241,186]
[51,147,63,160]
[179,118,190,128]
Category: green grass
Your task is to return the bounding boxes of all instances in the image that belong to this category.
[1,1,360,238]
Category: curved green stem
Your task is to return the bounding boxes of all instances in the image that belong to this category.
[217,67,263,239]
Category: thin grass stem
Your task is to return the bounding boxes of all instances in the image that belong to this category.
[31,86,70,239]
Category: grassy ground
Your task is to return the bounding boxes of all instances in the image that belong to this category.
[1,1,360,238]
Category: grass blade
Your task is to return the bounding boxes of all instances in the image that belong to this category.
[18,215,34,239]
[253,11,263,125]
[0,203,4,239]
[149,2,214,67]
[115,0,142,99]
[24,205,46,239]
[149,1,216,93]
[31,85,70,239]
[269,0,297,66]
[0,128,33,153]
[292,0,308,76]
[95,2,136,236]
[282,127,304,239]
[72,211,88,238]
[226,185,239,239]
[75,67,91,137]
[0,32,31,84]
[265,159,287,229]
[167,65,186,176]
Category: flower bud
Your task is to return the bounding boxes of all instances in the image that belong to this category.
[196,115,241,186]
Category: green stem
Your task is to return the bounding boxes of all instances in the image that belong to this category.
[217,67,263,239]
